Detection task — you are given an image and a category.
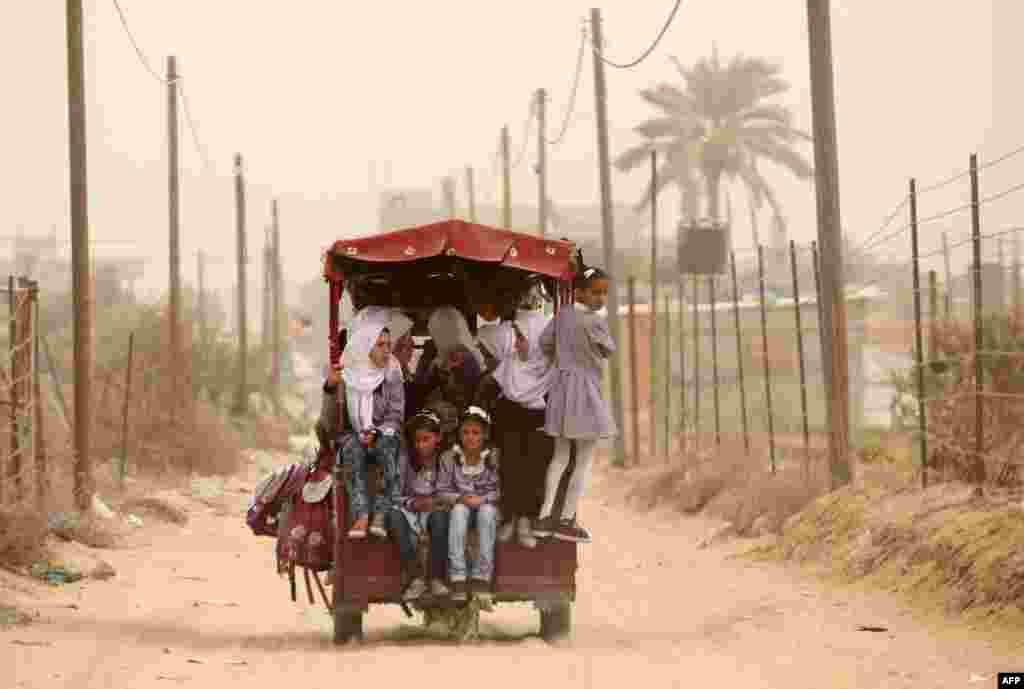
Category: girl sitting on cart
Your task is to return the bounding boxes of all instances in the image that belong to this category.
[320,307,410,540]
[409,306,485,430]
[389,409,452,601]
[434,406,501,603]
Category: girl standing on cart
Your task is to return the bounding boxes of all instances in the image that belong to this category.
[532,265,617,544]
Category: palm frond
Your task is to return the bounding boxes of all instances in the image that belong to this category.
[738,104,794,127]
[638,85,694,118]
[740,123,812,144]
[745,139,814,179]
[615,143,656,173]
[632,160,681,212]
[634,116,698,140]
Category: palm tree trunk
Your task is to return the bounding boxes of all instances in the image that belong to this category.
[706,169,722,222]
[748,198,761,248]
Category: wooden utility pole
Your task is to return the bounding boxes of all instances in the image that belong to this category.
[272,199,282,410]
[806,0,851,488]
[466,166,477,223]
[501,125,512,229]
[442,177,456,218]
[649,151,658,458]
[536,88,548,236]
[66,0,94,510]
[233,154,248,416]
[261,228,271,354]
[590,7,627,466]
[167,56,183,394]
[197,250,208,350]
[1014,230,1022,312]
[942,231,953,318]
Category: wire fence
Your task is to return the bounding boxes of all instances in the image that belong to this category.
[618,148,1024,492]
[0,278,44,509]
[620,242,834,486]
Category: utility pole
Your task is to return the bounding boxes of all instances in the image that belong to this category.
[649,150,658,458]
[590,7,627,467]
[536,88,548,236]
[197,250,207,351]
[233,154,248,416]
[501,125,512,229]
[806,0,851,488]
[466,166,477,223]
[272,199,282,411]
[66,0,93,511]
[261,227,271,354]
[167,56,183,399]
[942,231,953,318]
[442,177,456,218]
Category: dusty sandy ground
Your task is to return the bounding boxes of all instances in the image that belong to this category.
[3,457,1022,689]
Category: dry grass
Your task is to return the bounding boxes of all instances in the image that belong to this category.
[118,496,189,526]
[757,479,1024,626]
[0,508,49,569]
[627,434,830,536]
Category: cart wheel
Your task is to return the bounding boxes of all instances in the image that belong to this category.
[539,601,572,642]
[333,604,364,644]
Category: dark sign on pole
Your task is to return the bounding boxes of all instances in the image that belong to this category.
[678,221,728,275]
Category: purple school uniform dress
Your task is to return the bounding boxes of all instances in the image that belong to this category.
[539,303,618,440]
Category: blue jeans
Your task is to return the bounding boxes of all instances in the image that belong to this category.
[387,509,450,580]
[448,503,499,581]
[340,434,400,521]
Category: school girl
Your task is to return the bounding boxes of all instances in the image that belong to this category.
[532,265,616,544]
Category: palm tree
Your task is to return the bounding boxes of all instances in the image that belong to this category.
[615,47,813,249]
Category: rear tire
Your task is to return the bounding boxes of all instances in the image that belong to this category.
[333,604,364,644]
[539,601,572,642]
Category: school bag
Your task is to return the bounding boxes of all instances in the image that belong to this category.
[246,462,309,537]
[275,446,335,609]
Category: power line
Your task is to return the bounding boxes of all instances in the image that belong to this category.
[177,82,215,174]
[110,0,174,84]
[510,100,536,169]
[589,0,685,70]
[547,24,588,147]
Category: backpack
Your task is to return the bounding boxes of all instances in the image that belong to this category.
[246,462,309,537]
[275,447,336,608]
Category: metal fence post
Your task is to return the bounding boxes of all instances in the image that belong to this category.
[627,278,640,465]
[758,246,776,473]
[729,251,750,455]
[909,179,928,490]
[709,274,721,447]
[790,241,811,479]
[663,287,671,460]
[8,275,19,501]
[120,332,135,487]
[31,282,45,507]
[969,154,986,488]
[678,277,687,455]
[691,272,701,449]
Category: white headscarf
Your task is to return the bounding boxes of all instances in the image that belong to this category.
[428,306,483,369]
[341,307,406,433]
[493,309,555,409]
[350,305,414,342]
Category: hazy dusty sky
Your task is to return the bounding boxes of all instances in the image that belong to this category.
[0,1,1011,295]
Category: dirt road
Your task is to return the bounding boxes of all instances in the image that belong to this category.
[4,459,1021,689]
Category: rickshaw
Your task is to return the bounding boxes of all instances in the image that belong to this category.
[322,219,579,643]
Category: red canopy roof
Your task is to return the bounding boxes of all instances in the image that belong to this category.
[328,220,574,279]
